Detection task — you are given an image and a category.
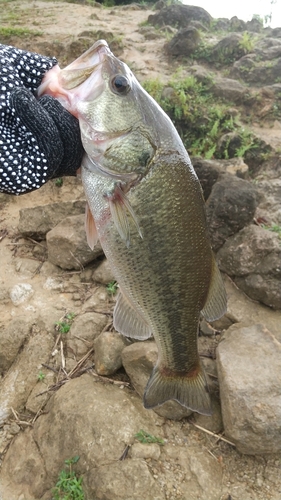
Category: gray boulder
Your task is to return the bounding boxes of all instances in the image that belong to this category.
[0,374,164,500]
[148,4,212,29]
[0,328,54,425]
[46,214,103,270]
[192,157,248,200]
[84,460,165,500]
[231,56,281,85]
[67,312,108,358]
[0,318,32,373]
[210,77,250,104]
[210,33,246,64]
[18,200,85,239]
[217,224,281,309]
[94,330,130,375]
[206,175,258,251]
[165,27,201,57]
[229,16,247,32]
[246,18,263,33]
[92,257,115,284]
[217,324,281,454]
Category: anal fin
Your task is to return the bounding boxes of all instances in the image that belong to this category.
[143,361,211,416]
[201,253,227,321]
[113,291,152,340]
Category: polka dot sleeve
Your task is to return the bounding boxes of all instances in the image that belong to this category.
[0,44,58,194]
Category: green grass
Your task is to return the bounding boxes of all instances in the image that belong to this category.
[106,281,118,296]
[143,73,255,160]
[0,26,43,37]
[55,313,76,334]
[262,224,281,239]
[52,456,84,500]
[37,370,46,382]
[135,429,165,445]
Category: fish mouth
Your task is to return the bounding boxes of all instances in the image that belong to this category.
[59,40,111,90]
[37,40,112,113]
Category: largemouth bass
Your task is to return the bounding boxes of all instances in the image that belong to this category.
[39,40,227,415]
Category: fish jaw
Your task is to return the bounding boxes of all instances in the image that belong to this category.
[37,40,110,116]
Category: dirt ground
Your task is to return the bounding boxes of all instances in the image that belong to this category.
[1,1,281,499]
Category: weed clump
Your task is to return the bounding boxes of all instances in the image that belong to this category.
[52,456,84,500]
[143,73,255,159]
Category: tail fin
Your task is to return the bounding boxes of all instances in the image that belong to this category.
[143,363,212,416]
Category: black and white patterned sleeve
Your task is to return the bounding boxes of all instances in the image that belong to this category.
[0,44,84,195]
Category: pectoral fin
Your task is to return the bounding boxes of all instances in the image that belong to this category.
[113,291,152,340]
[201,254,227,321]
[85,202,99,250]
[107,184,143,248]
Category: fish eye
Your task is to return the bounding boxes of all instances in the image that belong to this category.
[110,75,131,95]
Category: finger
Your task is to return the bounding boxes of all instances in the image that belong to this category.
[39,95,84,176]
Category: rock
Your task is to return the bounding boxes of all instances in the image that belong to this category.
[0,428,47,500]
[92,258,115,284]
[0,318,32,373]
[217,225,281,309]
[0,374,164,499]
[67,312,108,358]
[9,282,34,305]
[46,214,103,270]
[0,328,54,424]
[210,33,246,64]
[94,330,130,375]
[192,157,248,200]
[206,175,258,251]
[212,18,231,31]
[122,342,193,420]
[130,442,161,460]
[229,16,247,32]
[26,382,52,415]
[231,55,281,85]
[246,17,263,33]
[18,200,86,239]
[211,274,281,342]
[163,444,223,499]
[138,25,164,40]
[14,257,42,275]
[217,324,281,454]
[271,27,281,37]
[81,286,110,312]
[211,77,250,104]
[165,27,201,57]
[148,4,212,29]
[193,396,223,434]
[255,45,281,60]
[255,176,281,224]
[84,459,165,500]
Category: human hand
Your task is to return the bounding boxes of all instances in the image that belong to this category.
[0,44,84,195]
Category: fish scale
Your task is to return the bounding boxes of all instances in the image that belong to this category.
[39,39,227,415]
